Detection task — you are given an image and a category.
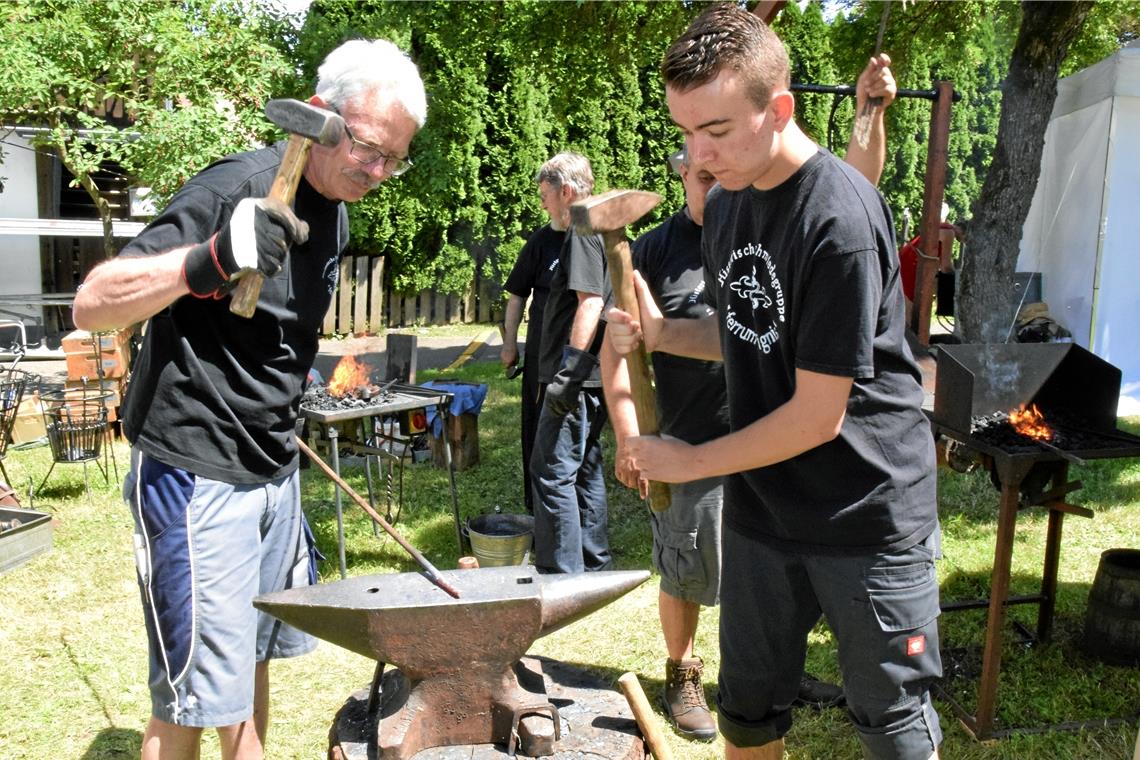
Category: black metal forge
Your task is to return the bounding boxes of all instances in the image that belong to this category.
[300,381,463,578]
[930,343,1140,740]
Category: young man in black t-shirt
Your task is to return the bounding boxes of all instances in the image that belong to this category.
[73,40,427,760]
[603,59,895,735]
[608,7,941,760]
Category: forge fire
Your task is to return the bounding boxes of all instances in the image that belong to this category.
[327,355,374,397]
[1008,403,1052,442]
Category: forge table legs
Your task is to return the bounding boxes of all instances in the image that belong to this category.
[310,395,465,578]
[329,426,348,579]
[972,474,1021,738]
[951,462,1079,740]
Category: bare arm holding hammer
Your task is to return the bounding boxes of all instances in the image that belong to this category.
[74,197,307,332]
[606,270,721,362]
[845,53,896,187]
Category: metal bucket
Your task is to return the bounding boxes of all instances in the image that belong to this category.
[465,513,533,567]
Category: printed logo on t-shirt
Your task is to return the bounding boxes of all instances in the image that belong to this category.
[717,241,785,354]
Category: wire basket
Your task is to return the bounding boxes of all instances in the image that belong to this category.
[1,370,39,457]
[41,389,110,464]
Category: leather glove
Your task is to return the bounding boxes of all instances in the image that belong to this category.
[183,197,310,298]
[544,346,598,418]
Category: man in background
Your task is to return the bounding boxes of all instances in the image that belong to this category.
[529,152,613,574]
[500,166,574,513]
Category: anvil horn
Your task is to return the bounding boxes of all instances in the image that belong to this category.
[254,567,649,677]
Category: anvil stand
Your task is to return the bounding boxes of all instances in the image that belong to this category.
[934,439,1094,740]
[305,387,464,579]
[330,655,645,760]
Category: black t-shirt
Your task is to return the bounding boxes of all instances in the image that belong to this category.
[702,149,936,554]
[632,208,729,445]
[504,224,564,364]
[537,229,609,386]
[119,143,348,484]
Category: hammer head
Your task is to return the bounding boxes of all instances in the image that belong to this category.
[571,189,662,234]
[265,98,344,146]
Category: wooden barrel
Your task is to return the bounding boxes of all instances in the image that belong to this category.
[1082,548,1140,666]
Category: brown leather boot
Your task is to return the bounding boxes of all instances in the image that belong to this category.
[660,657,716,741]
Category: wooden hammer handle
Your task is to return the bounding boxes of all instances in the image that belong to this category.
[603,230,670,511]
[229,134,314,318]
[618,672,674,760]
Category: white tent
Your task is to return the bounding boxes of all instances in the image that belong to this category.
[1019,41,1140,416]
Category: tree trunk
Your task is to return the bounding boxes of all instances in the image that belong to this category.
[75,170,116,260]
[957,0,1093,343]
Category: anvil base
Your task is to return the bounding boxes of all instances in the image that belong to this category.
[329,655,645,759]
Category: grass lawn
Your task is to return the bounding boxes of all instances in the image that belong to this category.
[1,357,1137,758]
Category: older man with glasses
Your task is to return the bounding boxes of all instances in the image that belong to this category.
[73,38,426,760]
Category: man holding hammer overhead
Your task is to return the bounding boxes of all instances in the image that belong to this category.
[73,40,426,760]
[608,5,941,759]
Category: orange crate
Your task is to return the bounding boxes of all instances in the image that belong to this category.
[65,350,129,380]
[60,328,133,356]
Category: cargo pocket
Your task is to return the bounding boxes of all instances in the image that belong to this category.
[864,561,940,633]
[651,522,705,595]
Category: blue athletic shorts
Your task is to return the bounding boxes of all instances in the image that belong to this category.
[717,526,943,759]
[650,475,722,607]
[125,451,317,727]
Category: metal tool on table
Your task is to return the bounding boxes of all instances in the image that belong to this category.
[571,189,671,511]
[852,0,891,150]
[295,435,459,598]
[255,566,649,759]
[229,99,345,317]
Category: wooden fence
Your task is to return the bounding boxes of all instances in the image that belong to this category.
[320,253,504,337]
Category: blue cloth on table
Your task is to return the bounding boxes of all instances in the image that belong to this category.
[421,381,488,437]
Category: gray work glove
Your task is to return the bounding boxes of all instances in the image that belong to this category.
[544,346,598,418]
[183,196,309,298]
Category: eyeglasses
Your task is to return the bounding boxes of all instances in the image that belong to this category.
[339,117,413,176]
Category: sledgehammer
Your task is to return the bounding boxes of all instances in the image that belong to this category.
[229,99,345,317]
[571,189,670,511]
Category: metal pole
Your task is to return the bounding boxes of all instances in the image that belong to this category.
[910,81,954,344]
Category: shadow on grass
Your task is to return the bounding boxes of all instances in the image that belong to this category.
[80,727,142,759]
[934,570,1140,734]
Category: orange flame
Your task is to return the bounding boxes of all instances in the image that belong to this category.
[1008,403,1052,442]
[327,355,373,397]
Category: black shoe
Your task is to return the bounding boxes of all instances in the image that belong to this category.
[793,673,845,710]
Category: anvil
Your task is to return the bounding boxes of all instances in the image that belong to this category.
[255,566,649,758]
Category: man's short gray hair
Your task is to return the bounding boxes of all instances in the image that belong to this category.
[316,39,428,128]
[535,152,594,199]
